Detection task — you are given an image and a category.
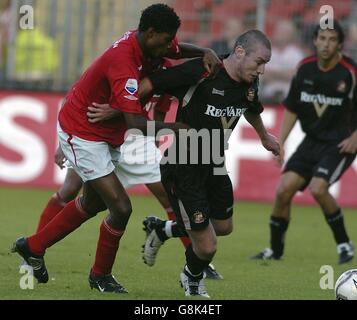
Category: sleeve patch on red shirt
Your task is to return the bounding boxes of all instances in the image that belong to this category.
[125,79,138,95]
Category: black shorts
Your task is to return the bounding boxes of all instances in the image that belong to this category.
[161,163,234,231]
[284,136,356,190]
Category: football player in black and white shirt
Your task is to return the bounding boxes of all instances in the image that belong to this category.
[252,20,357,264]
[139,30,280,297]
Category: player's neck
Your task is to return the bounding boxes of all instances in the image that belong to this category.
[318,52,342,72]
[136,32,149,59]
[223,58,242,82]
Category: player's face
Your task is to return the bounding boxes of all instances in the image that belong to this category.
[236,44,271,83]
[314,29,342,61]
[145,29,176,59]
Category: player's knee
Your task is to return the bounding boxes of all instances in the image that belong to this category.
[111,200,132,220]
[309,183,327,200]
[275,184,294,203]
[198,245,217,261]
[81,197,107,216]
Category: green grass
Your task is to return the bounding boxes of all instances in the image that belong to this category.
[1,187,356,300]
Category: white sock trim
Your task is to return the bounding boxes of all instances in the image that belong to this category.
[184,265,202,278]
[164,220,173,238]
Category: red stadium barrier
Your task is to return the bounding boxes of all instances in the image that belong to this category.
[1,90,356,207]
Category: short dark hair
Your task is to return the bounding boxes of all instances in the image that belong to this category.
[313,19,344,43]
[233,29,271,55]
[138,3,181,34]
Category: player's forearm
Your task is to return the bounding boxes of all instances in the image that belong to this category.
[138,78,154,105]
[279,109,298,145]
[244,112,268,140]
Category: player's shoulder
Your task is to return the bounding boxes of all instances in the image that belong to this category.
[296,55,318,71]
[339,55,357,76]
[109,31,137,56]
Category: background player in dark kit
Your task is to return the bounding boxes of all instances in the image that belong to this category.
[252,20,357,264]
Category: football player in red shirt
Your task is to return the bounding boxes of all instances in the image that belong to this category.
[12,3,221,293]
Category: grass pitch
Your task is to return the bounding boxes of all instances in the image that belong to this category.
[1,187,356,300]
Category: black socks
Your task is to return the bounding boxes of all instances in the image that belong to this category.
[185,244,210,278]
[270,216,290,259]
[324,209,350,244]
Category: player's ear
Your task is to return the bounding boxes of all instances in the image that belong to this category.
[234,46,245,59]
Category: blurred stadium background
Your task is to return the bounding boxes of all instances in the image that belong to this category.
[1,0,357,93]
[0,0,357,300]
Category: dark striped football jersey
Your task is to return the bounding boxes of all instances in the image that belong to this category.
[283,55,357,142]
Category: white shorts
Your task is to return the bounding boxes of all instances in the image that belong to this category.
[58,124,120,182]
[58,125,161,187]
[116,134,162,188]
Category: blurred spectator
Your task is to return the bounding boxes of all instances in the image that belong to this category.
[345,23,357,62]
[12,28,59,89]
[261,20,304,104]
[0,0,11,76]
[210,18,244,55]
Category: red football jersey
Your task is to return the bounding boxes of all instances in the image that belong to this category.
[59,30,180,146]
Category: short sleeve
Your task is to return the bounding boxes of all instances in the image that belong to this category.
[106,58,143,114]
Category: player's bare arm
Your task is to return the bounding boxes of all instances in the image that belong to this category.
[279,109,298,145]
[276,109,298,164]
[178,43,221,77]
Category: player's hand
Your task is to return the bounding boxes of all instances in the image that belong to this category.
[338,135,357,154]
[54,146,66,169]
[261,133,282,165]
[202,48,221,78]
[275,146,285,167]
[87,103,119,123]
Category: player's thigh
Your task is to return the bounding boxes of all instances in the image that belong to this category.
[116,134,161,188]
[80,181,107,215]
[210,217,233,236]
[145,182,171,209]
[58,168,83,202]
[276,171,306,196]
[89,172,131,214]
